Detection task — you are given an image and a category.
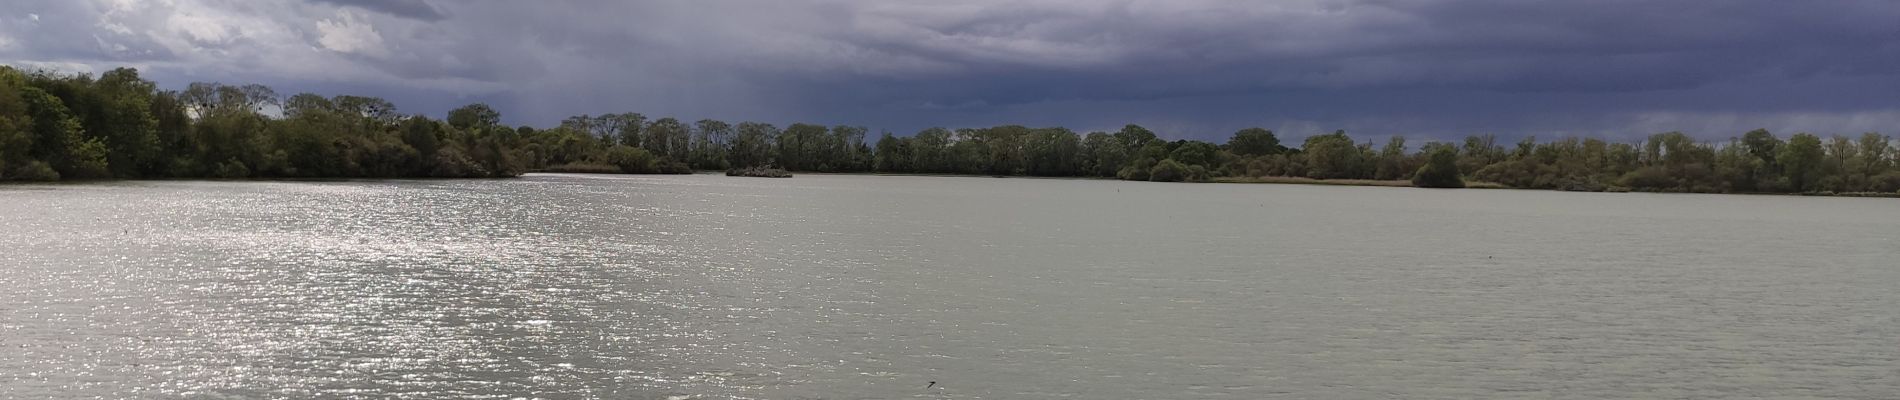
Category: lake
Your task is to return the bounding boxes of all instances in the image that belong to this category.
[3,173,1897,399]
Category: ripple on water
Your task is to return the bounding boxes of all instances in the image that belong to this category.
[4,175,1899,399]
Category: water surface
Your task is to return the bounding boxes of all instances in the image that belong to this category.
[3,173,1897,398]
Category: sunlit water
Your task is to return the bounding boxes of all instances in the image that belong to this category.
[3,173,1898,399]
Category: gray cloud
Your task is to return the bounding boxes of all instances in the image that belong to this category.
[3,0,1898,143]
[312,0,444,21]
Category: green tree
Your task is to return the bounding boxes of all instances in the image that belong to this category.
[690,119,731,170]
[447,103,501,131]
[22,85,91,178]
[1226,127,1284,157]
[1167,141,1219,168]
[731,122,777,168]
[1779,133,1825,192]
[1412,143,1464,188]
[1374,135,1409,180]
[1301,130,1366,179]
[1114,124,1157,153]
[1082,131,1127,177]
[1024,127,1082,176]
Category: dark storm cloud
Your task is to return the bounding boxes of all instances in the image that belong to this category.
[4,0,1899,142]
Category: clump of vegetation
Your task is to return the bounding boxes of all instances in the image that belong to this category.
[6,161,59,181]
[1411,145,1464,188]
[726,166,791,178]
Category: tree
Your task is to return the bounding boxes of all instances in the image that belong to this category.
[1114,124,1157,153]
[1374,135,1409,180]
[1302,130,1367,179]
[400,116,442,162]
[22,85,91,178]
[1226,127,1284,156]
[911,127,952,173]
[731,122,777,168]
[777,123,827,171]
[284,93,336,119]
[0,66,39,179]
[604,145,660,173]
[447,103,501,131]
[873,132,910,172]
[1081,131,1126,177]
[1167,141,1219,167]
[333,95,399,125]
[1741,129,1783,167]
[90,68,161,177]
[1412,144,1464,188]
[1779,133,1825,192]
[1024,127,1081,176]
[646,117,689,162]
[690,119,731,170]
[182,82,277,116]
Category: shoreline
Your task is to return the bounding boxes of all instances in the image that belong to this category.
[9,170,1898,198]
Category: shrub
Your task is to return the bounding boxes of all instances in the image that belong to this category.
[429,148,490,177]
[603,145,659,173]
[658,160,693,174]
[66,138,112,179]
[1149,159,1189,182]
[1870,171,1900,193]
[213,158,251,179]
[1411,147,1464,188]
[8,161,60,181]
[1619,166,1676,191]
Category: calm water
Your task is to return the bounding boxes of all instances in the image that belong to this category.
[3,173,1897,399]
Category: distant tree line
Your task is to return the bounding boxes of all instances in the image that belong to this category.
[869,125,1900,194]
[4,65,1897,194]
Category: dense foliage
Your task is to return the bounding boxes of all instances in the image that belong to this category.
[5,65,1897,195]
[0,66,529,180]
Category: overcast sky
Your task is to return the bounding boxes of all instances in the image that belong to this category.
[4,0,1898,142]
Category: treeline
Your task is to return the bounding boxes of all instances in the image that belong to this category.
[5,65,1897,195]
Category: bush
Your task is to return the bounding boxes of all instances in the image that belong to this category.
[1186,164,1210,182]
[1555,177,1607,192]
[429,148,490,177]
[1411,147,1464,188]
[1244,159,1271,177]
[66,138,112,179]
[604,145,659,173]
[1118,157,1156,181]
[1149,159,1189,182]
[1870,171,1900,193]
[1619,166,1676,191]
[213,158,251,179]
[658,160,693,174]
[8,161,60,181]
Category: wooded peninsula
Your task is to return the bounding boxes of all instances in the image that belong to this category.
[4,65,1897,195]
